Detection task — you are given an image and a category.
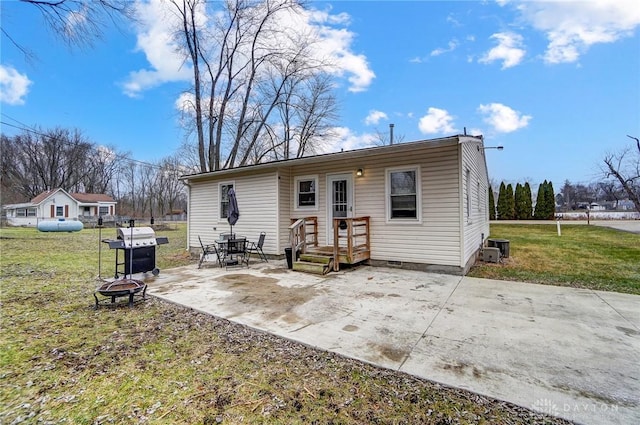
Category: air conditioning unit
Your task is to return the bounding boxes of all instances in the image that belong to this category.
[483,247,501,263]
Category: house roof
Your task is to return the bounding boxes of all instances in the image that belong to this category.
[181,134,483,182]
[70,193,116,203]
[30,189,61,204]
[29,189,116,205]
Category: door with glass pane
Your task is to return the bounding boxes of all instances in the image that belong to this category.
[327,174,353,244]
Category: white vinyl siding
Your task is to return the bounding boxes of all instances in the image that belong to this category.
[461,141,491,268]
[356,144,461,266]
[285,143,461,266]
[189,173,279,256]
[278,169,292,254]
[185,136,490,271]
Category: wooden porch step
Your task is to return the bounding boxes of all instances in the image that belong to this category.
[299,253,332,264]
[292,260,331,275]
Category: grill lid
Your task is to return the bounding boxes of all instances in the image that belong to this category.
[117,226,157,247]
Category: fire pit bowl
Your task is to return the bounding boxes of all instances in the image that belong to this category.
[94,278,147,308]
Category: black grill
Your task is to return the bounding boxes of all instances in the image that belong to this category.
[103,226,168,278]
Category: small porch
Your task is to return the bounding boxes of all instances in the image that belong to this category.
[288,216,371,274]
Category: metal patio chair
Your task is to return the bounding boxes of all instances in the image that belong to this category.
[246,232,268,263]
[198,236,222,268]
[223,238,248,269]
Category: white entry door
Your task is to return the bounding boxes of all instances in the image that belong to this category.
[327,173,354,244]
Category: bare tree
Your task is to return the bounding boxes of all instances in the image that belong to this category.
[603,136,640,213]
[154,155,187,219]
[372,126,405,147]
[4,0,132,52]
[172,0,338,172]
[0,127,97,200]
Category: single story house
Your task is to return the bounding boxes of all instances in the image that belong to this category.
[181,135,491,275]
[3,188,117,227]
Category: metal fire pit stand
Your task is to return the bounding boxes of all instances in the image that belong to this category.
[93,279,147,309]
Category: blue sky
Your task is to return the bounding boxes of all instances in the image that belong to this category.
[2,0,639,188]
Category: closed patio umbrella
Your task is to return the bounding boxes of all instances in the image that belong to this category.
[227,188,239,235]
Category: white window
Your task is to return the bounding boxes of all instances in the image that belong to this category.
[56,206,64,217]
[295,176,318,210]
[99,206,109,216]
[219,182,234,219]
[16,208,26,217]
[386,166,421,222]
[27,208,36,217]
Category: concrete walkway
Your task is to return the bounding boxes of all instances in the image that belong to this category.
[144,263,640,425]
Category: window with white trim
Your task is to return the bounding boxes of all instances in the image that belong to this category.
[56,206,64,217]
[16,208,26,217]
[295,176,318,210]
[99,206,109,216]
[386,166,421,221]
[27,208,36,217]
[219,183,234,219]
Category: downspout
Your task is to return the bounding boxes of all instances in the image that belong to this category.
[276,170,281,255]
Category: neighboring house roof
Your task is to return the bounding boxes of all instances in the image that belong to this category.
[29,188,116,204]
[3,189,116,212]
[181,134,483,182]
[70,193,116,203]
[2,202,33,210]
[30,189,64,204]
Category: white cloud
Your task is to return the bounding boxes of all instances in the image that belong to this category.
[431,39,458,57]
[0,65,32,105]
[508,0,640,64]
[321,127,377,153]
[125,1,375,97]
[418,107,456,135]
[479,32,526,69]
[304,10,375,92]
[122,0,197,97]
[364,110,388,126]
[478,103,531,133]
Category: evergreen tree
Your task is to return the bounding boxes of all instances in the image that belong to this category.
[534,180,548,219]
[523,182,533,219]
[488,185,496,220]
[514,183,524,219]
[506,183,515,220]
[545,181,556,219]
[497,181,508,220]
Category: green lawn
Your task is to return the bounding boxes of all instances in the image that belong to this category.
[468,223,640,295]
[0,224,570,424]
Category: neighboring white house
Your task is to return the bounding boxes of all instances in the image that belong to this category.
[3,188,117,227]
[181,135,491,275]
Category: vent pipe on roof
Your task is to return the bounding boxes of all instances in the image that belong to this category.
[389,123,394,145]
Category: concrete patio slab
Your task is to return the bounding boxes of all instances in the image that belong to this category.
[144,263,640,425]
